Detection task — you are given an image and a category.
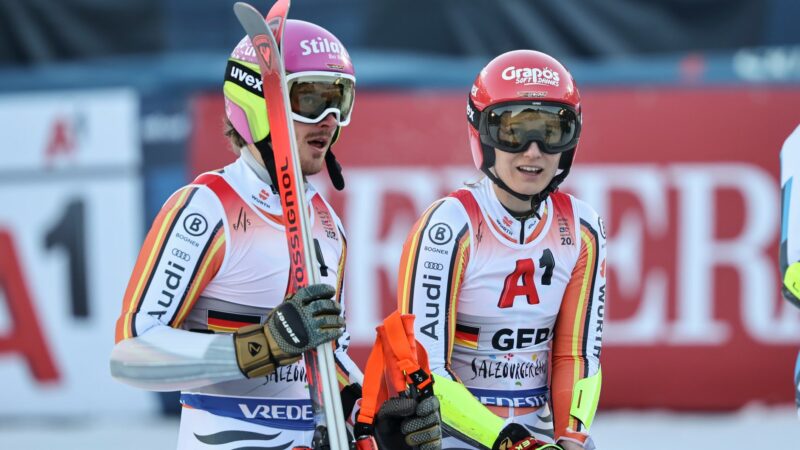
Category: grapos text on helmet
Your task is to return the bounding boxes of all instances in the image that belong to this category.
[501,66,560,87]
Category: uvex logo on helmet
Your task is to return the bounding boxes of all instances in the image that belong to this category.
[299,37,349,58]
[229,65,263,93]
[501,66,560,87]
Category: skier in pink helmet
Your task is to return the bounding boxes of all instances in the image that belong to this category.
[223,19,355,190]
[110,19,440,450]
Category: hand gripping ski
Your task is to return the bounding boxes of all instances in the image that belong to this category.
[233,2,349,449]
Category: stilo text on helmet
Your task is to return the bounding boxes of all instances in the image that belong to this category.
[299,37,349,58]
[501,66,560,87]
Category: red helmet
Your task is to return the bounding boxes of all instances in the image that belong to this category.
[467,50,582,200]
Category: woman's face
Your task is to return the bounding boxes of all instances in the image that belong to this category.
[492,142,561,200]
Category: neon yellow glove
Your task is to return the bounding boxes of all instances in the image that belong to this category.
[784,262,800,307]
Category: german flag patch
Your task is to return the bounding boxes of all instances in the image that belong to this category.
[207,310,262,333]
[454,323,480,349]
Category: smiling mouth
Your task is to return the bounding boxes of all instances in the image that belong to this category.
[517,166,544,174]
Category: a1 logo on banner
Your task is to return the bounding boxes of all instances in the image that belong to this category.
[0,89,152,415]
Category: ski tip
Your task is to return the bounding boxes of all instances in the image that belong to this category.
[233,2,259,21]
[267,0,292,20]
[266,0,291,48]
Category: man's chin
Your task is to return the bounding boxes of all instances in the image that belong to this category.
[300,161,326,177]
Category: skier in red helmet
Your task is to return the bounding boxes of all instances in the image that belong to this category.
[397,50,606,450]
[780,125,800,418]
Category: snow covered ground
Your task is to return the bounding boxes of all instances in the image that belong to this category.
[1,406,798,449]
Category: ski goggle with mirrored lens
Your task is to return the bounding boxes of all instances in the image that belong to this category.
[287,72,355,126]
[471,100,581,154]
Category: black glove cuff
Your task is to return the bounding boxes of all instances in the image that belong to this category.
[340,382,363,419]
[353,422,373,440]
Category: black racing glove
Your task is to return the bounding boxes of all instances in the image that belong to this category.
[234,283,344,378]
[492,424,562,450]
[375,395,442,450]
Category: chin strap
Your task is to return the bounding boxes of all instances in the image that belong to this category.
[326,127,345,191]
[482,167,533,203]
[532,165,570,205]
[254,138,279,192]
[325,149,345,190]
[482,167,544,217]
[479,142,574,214]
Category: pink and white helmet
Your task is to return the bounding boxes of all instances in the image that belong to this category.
[223,19,356,145]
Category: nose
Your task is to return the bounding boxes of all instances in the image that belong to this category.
[318,112,338,128]
[522,141,544,156]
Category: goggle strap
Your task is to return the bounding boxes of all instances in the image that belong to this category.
[225,60,264,98]
[467,95,481,131]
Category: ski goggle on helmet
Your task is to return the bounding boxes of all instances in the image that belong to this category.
[287,71,354,125]
[223,20,355,145]
[468,50,582,169]
[479,101,579,154]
